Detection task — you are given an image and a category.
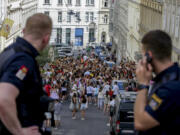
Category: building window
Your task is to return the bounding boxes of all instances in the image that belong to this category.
[58,12,62,22]
[67,0,72,5]
[104,15,108,24]
[67,13,71,22]
[76,12,80,22]
[75,28,84,46]
[44,0,50,4]
[90,12,94,22]
[101,32,106,43]
[86,0,94,6]
[57,28,62,43]
[85,12,89,22]
[66,28,71,45]
[58,0,63,5]
[104,0,108,7]
[44,11,49,16]
[76,0,81,6]
[89,28,95,42]
[91,0,94,5]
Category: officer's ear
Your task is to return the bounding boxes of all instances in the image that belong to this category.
[42,34,50,45]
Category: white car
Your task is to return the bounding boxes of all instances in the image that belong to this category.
[87,42,100,48]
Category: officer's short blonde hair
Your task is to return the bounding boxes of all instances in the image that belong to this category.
[25,13,52,39]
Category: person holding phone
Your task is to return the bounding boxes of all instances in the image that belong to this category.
[134,30,180,135]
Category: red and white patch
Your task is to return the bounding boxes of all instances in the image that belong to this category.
[16,65,28,80]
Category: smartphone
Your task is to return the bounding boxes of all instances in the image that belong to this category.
[145,52,152,64]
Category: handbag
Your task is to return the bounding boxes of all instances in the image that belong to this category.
[69,102,73,110]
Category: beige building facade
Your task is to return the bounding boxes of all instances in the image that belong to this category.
[0,0,37,52]
[109,0,128,63]
[162,0,180,63]
[97,0,110,44]
[109,0,180,63]
[127,0,141,61]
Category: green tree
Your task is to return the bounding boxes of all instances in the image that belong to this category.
[36,46,50,66]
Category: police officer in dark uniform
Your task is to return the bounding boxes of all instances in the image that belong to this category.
[0,13,52,135]
[134,30,180,135]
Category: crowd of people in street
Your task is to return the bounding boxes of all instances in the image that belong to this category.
[40,52,137,129]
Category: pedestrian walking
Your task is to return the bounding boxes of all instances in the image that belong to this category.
[98,88,104,110]
[54,100,62,129]
[107,96,115,127]
[80,95,87,120]
[104,91,109,114]
[71,93,78,119]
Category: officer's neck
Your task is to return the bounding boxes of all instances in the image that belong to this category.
[154,59,174,75]
[23,35,42,52]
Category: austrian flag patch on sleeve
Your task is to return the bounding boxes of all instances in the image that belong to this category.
[16,65,28,80]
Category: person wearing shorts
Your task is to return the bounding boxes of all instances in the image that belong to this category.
[86,83,93,104]
[44,112,52,128]
[54,100,62,129]
[80,95,87,120]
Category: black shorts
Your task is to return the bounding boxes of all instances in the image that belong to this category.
[62,91,66,96]
[110,107,115,117]
[87,94,92,97]
[110,111,114,117]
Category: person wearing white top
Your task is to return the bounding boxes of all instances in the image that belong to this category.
[83,55,88,61]
[103,83,110,95]
[86,84,93,104]
[98,89,104,110]
[112,82,119,97]
[107,97,116,127]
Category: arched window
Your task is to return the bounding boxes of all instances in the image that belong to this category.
[104,15,108,24]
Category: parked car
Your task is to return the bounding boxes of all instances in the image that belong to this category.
[58,51,66,57]
[88,42,99,48]
[110,92,137,135]
[58,50,73,57]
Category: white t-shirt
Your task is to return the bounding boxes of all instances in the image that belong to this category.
[98,91,104,99]
[86,86,93,94]
[53,80,57,85]
[113,85,119,95]
[61,87,67,92]
[103,84,110,94]
[109,99,115,107]
[45,71,52,77]
[104,84,110,91]
[83,56,88,61]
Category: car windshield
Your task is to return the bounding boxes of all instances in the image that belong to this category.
[117,81,128,90]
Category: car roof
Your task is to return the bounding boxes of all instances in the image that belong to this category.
[112,80,128,83]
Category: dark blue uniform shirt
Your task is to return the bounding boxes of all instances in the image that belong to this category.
[140,63,180,135]
[0,37,45,134]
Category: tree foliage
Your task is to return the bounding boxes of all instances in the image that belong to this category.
[36,46,50,66]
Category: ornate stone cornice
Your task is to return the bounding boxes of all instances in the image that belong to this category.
[140,0,163,12]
